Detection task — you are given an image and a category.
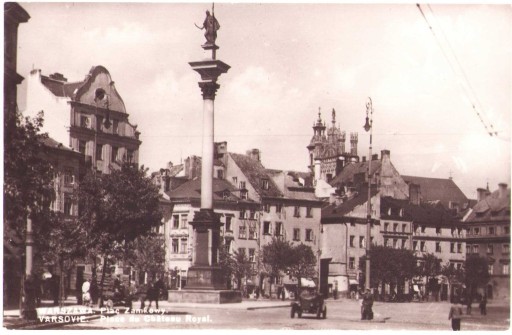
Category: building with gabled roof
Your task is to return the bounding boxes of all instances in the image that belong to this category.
[25,66,141,174]
[463,183,510,300]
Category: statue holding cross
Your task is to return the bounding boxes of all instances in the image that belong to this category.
[195,8,220,46]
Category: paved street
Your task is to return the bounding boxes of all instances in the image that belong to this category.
[27,298,508,331]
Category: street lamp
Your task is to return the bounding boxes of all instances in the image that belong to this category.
[363,97,373,291]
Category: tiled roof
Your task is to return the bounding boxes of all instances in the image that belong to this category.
[381,196,457,225]
[402,175,468,209]
[464,188,510,222]
[39,136,75,152]
[329,160,382,187]
[229,153,283,198]
[267,169,317,201]
[165,177,253,203]
[322,185,378,220]
[40,75,84,99]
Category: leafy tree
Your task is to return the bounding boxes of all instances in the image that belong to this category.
[262,238,294,295]
[287,243,317,293]
[464,255,489,301]
[420,253,442,297]
[441,262,464,300]
[125,233,166,284]
[76,163,163,305]
[231,249,255,291]
[360,245,417,295]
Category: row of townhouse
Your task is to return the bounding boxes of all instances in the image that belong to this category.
[152,143,323,295]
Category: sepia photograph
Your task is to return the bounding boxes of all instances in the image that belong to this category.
[3,1,510,331]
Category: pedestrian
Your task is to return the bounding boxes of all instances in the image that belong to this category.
[137,282,148,309]
[448,297,464,331]
[147,282,159,309]
[361,289,374,320]
[479,295,487,316]
[466,297,472,315]
[90,276,98,306]
[82,279,91,306]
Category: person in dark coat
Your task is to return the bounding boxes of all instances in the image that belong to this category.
[361,289,374,320]
[479,295,487,315]
[449,297,464,331]
[147,282,159,309]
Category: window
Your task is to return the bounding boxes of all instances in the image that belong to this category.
[263,204,270,213]
[488,227,495,235]
[401,239,406,249]
[402,224,407,233]
[294,206,301,218]
[217,169,224,179]
[263,221,271,235]
[393,239,398,249]
[451,227,456,236]
[456,263,462,270]
[248,222,257,240]
[466,245,471,254]
[360,236,366,248]
[172,239,179,253]
[239,210,245,219]
[293,228,300,241]
[457,243,462,253]
[172,215,179,229]
[239,181,246,190]
[503,244,510,254]
[249,210,256,219]
[96,116,103,132]
[96,144,103,161]
[421,225,426,233]
[180,238,187,254]
[435,242,441,252]
[276,203,283,214]
[473,244,480,254]
[384,223,389,232]
[370,236,374,245]
[306,207,313,218]
[111,146,118,162]
[420,241,425,252]
[305,229,313,242]
[180,215,188,229]
[393,223,398,232]
[384,238,389,247]
[275,222,283,237]
[248,248,256,263]
[474,227,480,235]
[504,226,510,234]
[457,228,462,236]
[113,119,119,134]
[487,244,494,254]
[240,190,248,200]
[349,257,355,270]
[450,243,455,253]
[78,140,86,155]
[127,149,134,163]
[488,264,493,275]
[414,225,419,234]
[503,264,510,275]
[350,235,355,248]
[261,179,269,190]
[239,224,247,239]
[413,241,418,251]
[63,168,74,186]
[436,227,441,235]
[63,194,72,215]
[225,216,232,232]
[80,115,91,128]
[238,248,246,257]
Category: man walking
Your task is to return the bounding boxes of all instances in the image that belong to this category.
[448,297,464,331]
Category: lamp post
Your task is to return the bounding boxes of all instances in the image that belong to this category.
[363,97,373,291]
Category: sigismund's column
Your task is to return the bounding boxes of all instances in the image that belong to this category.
[186,9,232,295]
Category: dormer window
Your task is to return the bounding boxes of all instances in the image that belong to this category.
[239,181,246,190]
[262,179,269,190]
[240,190,248,200]
[222,190,230,199]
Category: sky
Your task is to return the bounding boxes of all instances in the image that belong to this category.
[15,2,511,199]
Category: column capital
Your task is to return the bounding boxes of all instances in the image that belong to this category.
[199,81,221,100]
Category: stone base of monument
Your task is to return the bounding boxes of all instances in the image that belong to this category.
[168,289,242,304]
[167,266,242,304]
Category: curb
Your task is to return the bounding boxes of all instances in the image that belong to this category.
[246,304,291,310]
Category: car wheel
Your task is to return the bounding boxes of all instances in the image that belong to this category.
[290,307,295,319]
[322,306,327,319]
[316,307,322,319]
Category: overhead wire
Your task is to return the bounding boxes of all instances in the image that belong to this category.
[416,4,499,137]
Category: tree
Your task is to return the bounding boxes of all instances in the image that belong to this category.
[464,255,490,301]
[76,163,163,306]
[125,233,166,284]
[441,263,464,301]
[231,249,254,291]
[287,243,317,294]
[261,238,294,296]
[420,253,442,298]
[360,245,417,296]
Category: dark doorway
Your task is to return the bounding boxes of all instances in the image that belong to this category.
[320,258,331,297]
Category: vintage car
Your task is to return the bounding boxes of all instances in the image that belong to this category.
[290,289,327,319]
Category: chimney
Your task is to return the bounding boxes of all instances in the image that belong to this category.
[477,187,488,202]
[498,183,508,198]
[372,154,378,161]
[381,150,390,161]
[409,183,421,205]
[49,72,67,82]
[247,148,261,162]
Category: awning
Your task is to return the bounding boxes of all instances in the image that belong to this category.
[349,279,359,285]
